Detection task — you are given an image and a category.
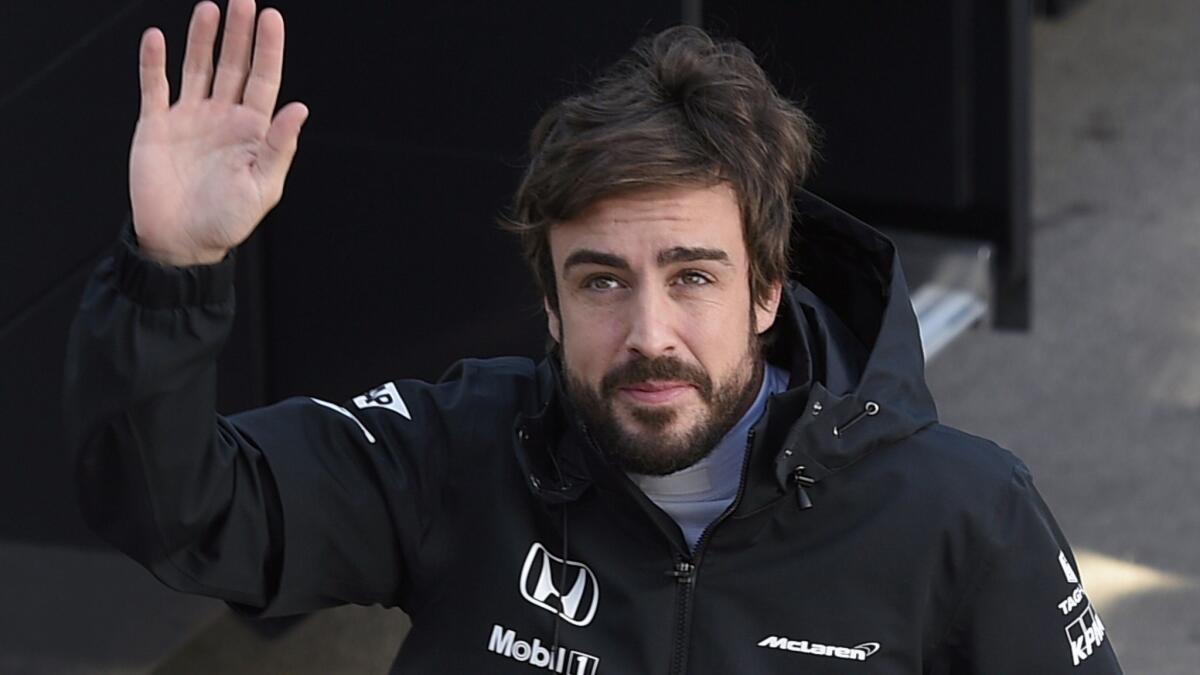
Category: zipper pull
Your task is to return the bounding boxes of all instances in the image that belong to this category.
[832,401,880,438]
[792,466,814,510]
[666,560,695,584]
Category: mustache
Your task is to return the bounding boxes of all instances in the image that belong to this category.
[600,356,713,401]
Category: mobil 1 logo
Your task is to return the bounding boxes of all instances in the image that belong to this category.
[487,624,600,674]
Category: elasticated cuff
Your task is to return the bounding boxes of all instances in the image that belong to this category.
[112,217,236,308]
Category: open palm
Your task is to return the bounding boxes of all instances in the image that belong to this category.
[130,0,308,266]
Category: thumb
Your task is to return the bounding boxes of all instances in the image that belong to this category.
[260,101,309,184]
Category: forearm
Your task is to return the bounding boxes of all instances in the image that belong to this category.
[63,220,279,607]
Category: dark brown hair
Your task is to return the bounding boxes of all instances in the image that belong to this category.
[505,25,817,314]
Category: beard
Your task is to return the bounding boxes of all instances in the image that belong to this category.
[565,334,763,476]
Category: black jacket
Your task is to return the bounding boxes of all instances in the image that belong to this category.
[64,191,1122,674]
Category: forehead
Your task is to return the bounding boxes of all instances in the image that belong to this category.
[549,184,745,265]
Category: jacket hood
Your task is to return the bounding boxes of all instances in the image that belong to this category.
[514,189,939,504]
[760,189,939,493]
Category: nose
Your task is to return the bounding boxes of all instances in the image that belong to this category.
[623,284,677,358]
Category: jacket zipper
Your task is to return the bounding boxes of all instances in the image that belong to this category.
[667,427,758,675]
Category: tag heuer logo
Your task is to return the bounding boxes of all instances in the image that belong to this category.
[519,542,599,626]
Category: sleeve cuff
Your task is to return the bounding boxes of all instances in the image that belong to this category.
[112,217,237,308]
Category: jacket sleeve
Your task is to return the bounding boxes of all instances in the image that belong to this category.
[63,221,452,617]
[933,463,1123,674]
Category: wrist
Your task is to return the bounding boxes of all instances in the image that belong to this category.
[113,217,237,308]
[136,237,229,267]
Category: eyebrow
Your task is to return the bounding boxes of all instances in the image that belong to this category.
[562,246,733,274]
[657,246,732,267]
[563,249,630,272]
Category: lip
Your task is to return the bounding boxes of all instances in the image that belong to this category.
[618,381,695,405]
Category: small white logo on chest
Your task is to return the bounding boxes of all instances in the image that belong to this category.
[757,635,880,661]
[353,382,411,419]
[519,542,600,626]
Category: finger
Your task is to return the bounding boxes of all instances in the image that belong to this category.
[259,101,309,191]
[179,1,220,101]
[138,28,170,116]
[210,0,256,103]
[242,8,284,115]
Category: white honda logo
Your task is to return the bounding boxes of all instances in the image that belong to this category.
[519,542,599,626]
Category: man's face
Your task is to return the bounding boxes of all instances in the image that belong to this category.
[546,184,782,475]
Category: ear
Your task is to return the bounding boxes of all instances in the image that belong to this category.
[545,297,562,344]
[754,281,784,335]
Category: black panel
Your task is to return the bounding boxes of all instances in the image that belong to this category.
[0,265,95,544]
[704,0,973,210]
[704,0,1031,328]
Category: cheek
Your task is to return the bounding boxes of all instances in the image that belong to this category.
[561,304,627,380]
[682,299,755,375]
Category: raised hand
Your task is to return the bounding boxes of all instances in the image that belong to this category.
[129,0,308,266]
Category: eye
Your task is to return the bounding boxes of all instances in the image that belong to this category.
[675,270,714,287]
[583,275,623,291]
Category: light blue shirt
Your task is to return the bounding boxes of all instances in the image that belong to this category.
[628,363,790,551]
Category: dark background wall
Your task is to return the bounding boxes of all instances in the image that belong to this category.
[0,0,1027,547]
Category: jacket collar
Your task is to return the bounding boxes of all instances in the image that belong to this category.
[510,357,592,504]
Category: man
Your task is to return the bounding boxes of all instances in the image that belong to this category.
[65,1,1122,673]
